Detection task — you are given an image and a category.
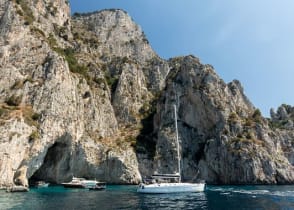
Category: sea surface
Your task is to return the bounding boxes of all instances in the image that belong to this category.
[0,185,293,210]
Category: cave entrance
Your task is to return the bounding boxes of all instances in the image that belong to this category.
[29,136,73,185]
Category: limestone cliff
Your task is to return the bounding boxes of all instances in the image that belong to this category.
[0,0,293,188]
[153,56,294,184]
[0,1,147,187]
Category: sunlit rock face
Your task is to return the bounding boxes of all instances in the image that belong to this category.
[0,0,293,188]
[153,56,294,184]
[0,1,146,187]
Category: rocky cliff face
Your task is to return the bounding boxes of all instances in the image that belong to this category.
[0,0,293,188]
[0,1,148,187]
[153,56,294,184]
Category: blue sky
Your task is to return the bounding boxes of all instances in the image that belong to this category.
[70,0,294,116]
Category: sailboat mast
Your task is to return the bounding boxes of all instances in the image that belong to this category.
[174,104,181,183]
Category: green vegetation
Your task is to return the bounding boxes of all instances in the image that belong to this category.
[47,33,58,48]
[93,77,106,86]
[83,37,100,48]
[15,0,35,25]
[30,27,46,38]
[229,136,265,148]
[72,21,101,48]
[62,48,89,77]
[125,136,137,148]
[244,118,254,127]
[31,112,41,121]
[5,95,22,106]
[47,34,90,83]
[105,72,119,93]
[268,105,294,130]
[139,99,157,119]
[245,132,254,139]
[0,108,6,118]
[11,80,24,90]
[72,10,111,18]
[269,120,289,130]
[0,103,40,129]
[228,112,238,124]
[29,130,39,142]
[67,58,90,83]
[252,109,262,123]
[73,12,82,17]
[22,106,40,127]
[100,56,142,93]
[240,109,263,129]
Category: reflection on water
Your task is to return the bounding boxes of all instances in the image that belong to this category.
[206,185,294,210]
[138,192,207,210]
[0,185,293,210]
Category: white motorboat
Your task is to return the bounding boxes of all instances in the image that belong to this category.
[61,177,99,188]
[35,181,49,188]
[137,105,206,193]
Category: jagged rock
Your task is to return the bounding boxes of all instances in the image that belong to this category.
[71,10,169,124]
[277,106,288,120]
[0,0,142,187]
[270,104,294,130]
[0,0,293,187]
[72,9,156,63]
[0,119,33,187]
[153,56,294,184]
[270,108,277,120]
[6,185,29,192]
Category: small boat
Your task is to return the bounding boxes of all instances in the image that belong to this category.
[61,176,99,188]
[137,105,206,194]
[88,182,106,191]
[35,181,49,188]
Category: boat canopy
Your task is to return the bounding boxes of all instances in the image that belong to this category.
[151,174,181,179]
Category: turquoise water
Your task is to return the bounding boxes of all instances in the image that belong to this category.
[0,185,293,210]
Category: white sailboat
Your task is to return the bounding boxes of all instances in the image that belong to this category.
[137,105,205,193]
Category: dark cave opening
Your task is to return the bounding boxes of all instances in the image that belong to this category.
[29,140,72,185]
[136,110,156,160]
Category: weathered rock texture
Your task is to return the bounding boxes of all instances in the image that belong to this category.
[0,0,293,188]
[153,56,294,184]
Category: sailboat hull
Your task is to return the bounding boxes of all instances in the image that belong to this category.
[137,182,205,194]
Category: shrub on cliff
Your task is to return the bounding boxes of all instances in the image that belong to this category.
[29,130,39,142]
[252,109,262,123]
[5,95,22,106]
[14,0,35,25]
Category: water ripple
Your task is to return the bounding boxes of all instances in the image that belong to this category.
[0,185,293,210]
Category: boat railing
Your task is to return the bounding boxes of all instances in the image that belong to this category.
[151,174,181,179]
